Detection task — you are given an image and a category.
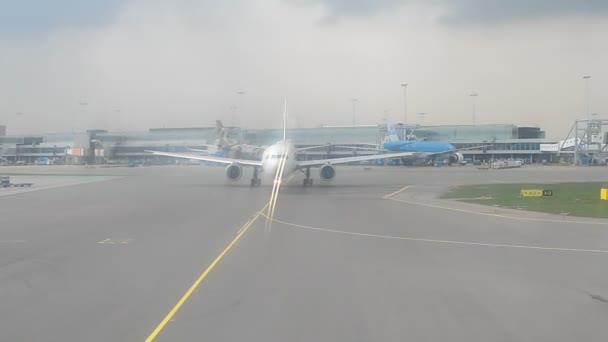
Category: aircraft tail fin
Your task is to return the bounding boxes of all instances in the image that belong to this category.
[383,112,400,142]
[209,120,227,147]
[387,123,400,142]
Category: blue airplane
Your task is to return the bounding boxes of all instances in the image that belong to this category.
[384,124,455,153]
[342,123,486,165]
[381,124,463,165]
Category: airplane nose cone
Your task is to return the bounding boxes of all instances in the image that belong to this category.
[263,161,279,177]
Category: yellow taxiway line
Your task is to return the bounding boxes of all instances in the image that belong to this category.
[144,202,269,342]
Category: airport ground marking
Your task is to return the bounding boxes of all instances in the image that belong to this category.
[262,213,608,255]
[0,176,124,197]
[382,185,410,199]
[385,196,608,226]
[144,202,270,342]
[97,238,132,244]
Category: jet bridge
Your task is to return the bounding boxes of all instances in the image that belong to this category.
[550,119,608,165]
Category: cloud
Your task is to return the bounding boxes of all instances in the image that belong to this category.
[0,0,606,138]
[290,0,405,17]
[440,0,608,25]
[293,0,608,24]
[0,0,126,36]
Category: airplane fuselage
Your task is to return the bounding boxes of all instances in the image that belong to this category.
[260,140,298,179]
[383,140,455,153]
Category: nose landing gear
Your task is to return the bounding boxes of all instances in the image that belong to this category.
[250,167,262,187]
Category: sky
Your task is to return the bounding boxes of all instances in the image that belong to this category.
[0,0,607,138]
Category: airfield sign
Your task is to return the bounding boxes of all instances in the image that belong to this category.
[520,189,553,197]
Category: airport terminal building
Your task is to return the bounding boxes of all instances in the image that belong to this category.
[1,122,561,165]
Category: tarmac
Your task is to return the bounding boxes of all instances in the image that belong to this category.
[1,164,608,341]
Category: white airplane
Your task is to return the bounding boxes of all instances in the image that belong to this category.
[146,103,418,187]
[185,120,263,157]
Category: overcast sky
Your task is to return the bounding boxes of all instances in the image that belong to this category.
[1,0,607,138]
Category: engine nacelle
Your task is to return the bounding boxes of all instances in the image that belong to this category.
[319,164,336,181]
[225,164,242,181]
[449,152,464,165]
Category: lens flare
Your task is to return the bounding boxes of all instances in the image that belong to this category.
[265,144,288,231]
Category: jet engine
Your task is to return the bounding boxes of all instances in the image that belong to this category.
[225,164,242,181]
[449,152,464,165]
[319,164,336,181]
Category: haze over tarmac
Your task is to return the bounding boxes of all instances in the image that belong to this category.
[2,165,608,341]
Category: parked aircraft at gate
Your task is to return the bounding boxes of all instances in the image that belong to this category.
[147,103,418,186]
[383,124,464,164]
[342,123,488,165]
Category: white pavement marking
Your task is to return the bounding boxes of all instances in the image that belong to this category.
[0,176,122,197]
[262,213,608,255]
[0,240,27,244]
[382,185,608,226]
[387,197,608,226]
[382,185,410,199]
[97,238,132,244]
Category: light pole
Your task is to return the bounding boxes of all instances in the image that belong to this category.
[350,98,358,126]
[401,83,408,137]
[418,112,426,126]
[470,93,478,125]
[583,75,591,120]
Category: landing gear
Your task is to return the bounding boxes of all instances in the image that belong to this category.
[301,167,313,187]
[401,158,414,166]
[250,167,261,187]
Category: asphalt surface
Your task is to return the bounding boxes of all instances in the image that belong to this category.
[1,164,608,341]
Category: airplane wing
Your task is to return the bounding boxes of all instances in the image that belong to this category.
[425,144,494,157]
[296,144,332,152]
[338,144,493,155]
[297,144,383,152]
[186,146,218,155]
[145,150,262,167]
[190,144,266,154]
[332,145,383,152]
[187,148,210,153]
[297,151,417,167]
[239,144,267,152]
